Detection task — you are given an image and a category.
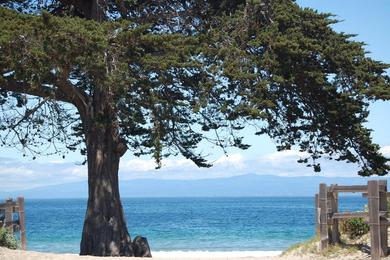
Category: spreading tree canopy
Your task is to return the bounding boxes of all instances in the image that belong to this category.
[0,0,389,256]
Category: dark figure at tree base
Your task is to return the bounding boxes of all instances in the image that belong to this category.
[133,236,152,257]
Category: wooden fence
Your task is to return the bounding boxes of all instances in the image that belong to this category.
[315,180,388,260]
[0,197,26,250]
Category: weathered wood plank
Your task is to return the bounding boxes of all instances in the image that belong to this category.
[329,185,368,193]
[378,180,388,257]
[368,180,381,260]
[319,183,328,251]
[315,194,320,235]
[362,191,390,198]
[4,199,13,232]
[328,189,339,244]
[17,197,27,250]
[0,201,17,208]
[332,212,368,219]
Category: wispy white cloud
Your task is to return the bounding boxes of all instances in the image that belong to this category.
[0,160,87,191]
[120,158,157,172]
[215,154,245,169]
[380,146,390,158]
[0,148,373,192]
[118,150,359,179]
[254,149,358,177]
[259,150,308,164]
[0,166,34,178]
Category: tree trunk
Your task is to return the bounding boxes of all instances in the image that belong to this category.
[79,108,132,256]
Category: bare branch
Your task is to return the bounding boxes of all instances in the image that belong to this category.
[10,97,49,129]
[0,76,88,118]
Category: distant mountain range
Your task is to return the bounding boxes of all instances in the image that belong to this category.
[1,174,387,198]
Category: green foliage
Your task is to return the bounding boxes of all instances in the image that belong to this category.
[0,1,389,174]
[340,217,369,239]
[199,1,390,175]
[0,8,108,84]
[0,227,18,249]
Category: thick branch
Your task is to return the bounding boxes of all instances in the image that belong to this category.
[57,0,107,21]
[0,77,88,118]
[0,78,72,102]
[56,73,89,120]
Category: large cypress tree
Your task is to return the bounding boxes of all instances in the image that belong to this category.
[0,0,389,256]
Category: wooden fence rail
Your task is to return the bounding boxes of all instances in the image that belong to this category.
[0,197,26,250]
[315,180,388,260]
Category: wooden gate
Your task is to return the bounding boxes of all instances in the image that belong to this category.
[0,197,26,250]
[315,180,388,260]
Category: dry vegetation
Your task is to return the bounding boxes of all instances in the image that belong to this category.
[282,231,386,259]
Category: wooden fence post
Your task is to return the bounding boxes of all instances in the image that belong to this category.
[315,193,320,235]
[17,197,26,250]
[368,180,381,260]
[328,186,339,244]
[378,180,388,257]
[319,183,328,250]
[4,198,13,233]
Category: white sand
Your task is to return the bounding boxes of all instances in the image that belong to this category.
[150,250,282,259]
[0,247,375,260]
[0,247,320,260]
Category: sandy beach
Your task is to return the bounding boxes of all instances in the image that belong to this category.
[0,247,281,260]
[0,247,372,260]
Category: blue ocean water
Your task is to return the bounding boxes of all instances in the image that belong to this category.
[22,196,367,253]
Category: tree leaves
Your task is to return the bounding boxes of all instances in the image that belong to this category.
[0,1,389,175]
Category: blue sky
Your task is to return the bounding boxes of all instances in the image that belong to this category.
[0,1,389,191]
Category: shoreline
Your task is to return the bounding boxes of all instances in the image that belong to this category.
[144,250,282,258]
[0,248,283,257]
[0,246,372,259]
[14,247,285,254]
[0,247,312,260]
